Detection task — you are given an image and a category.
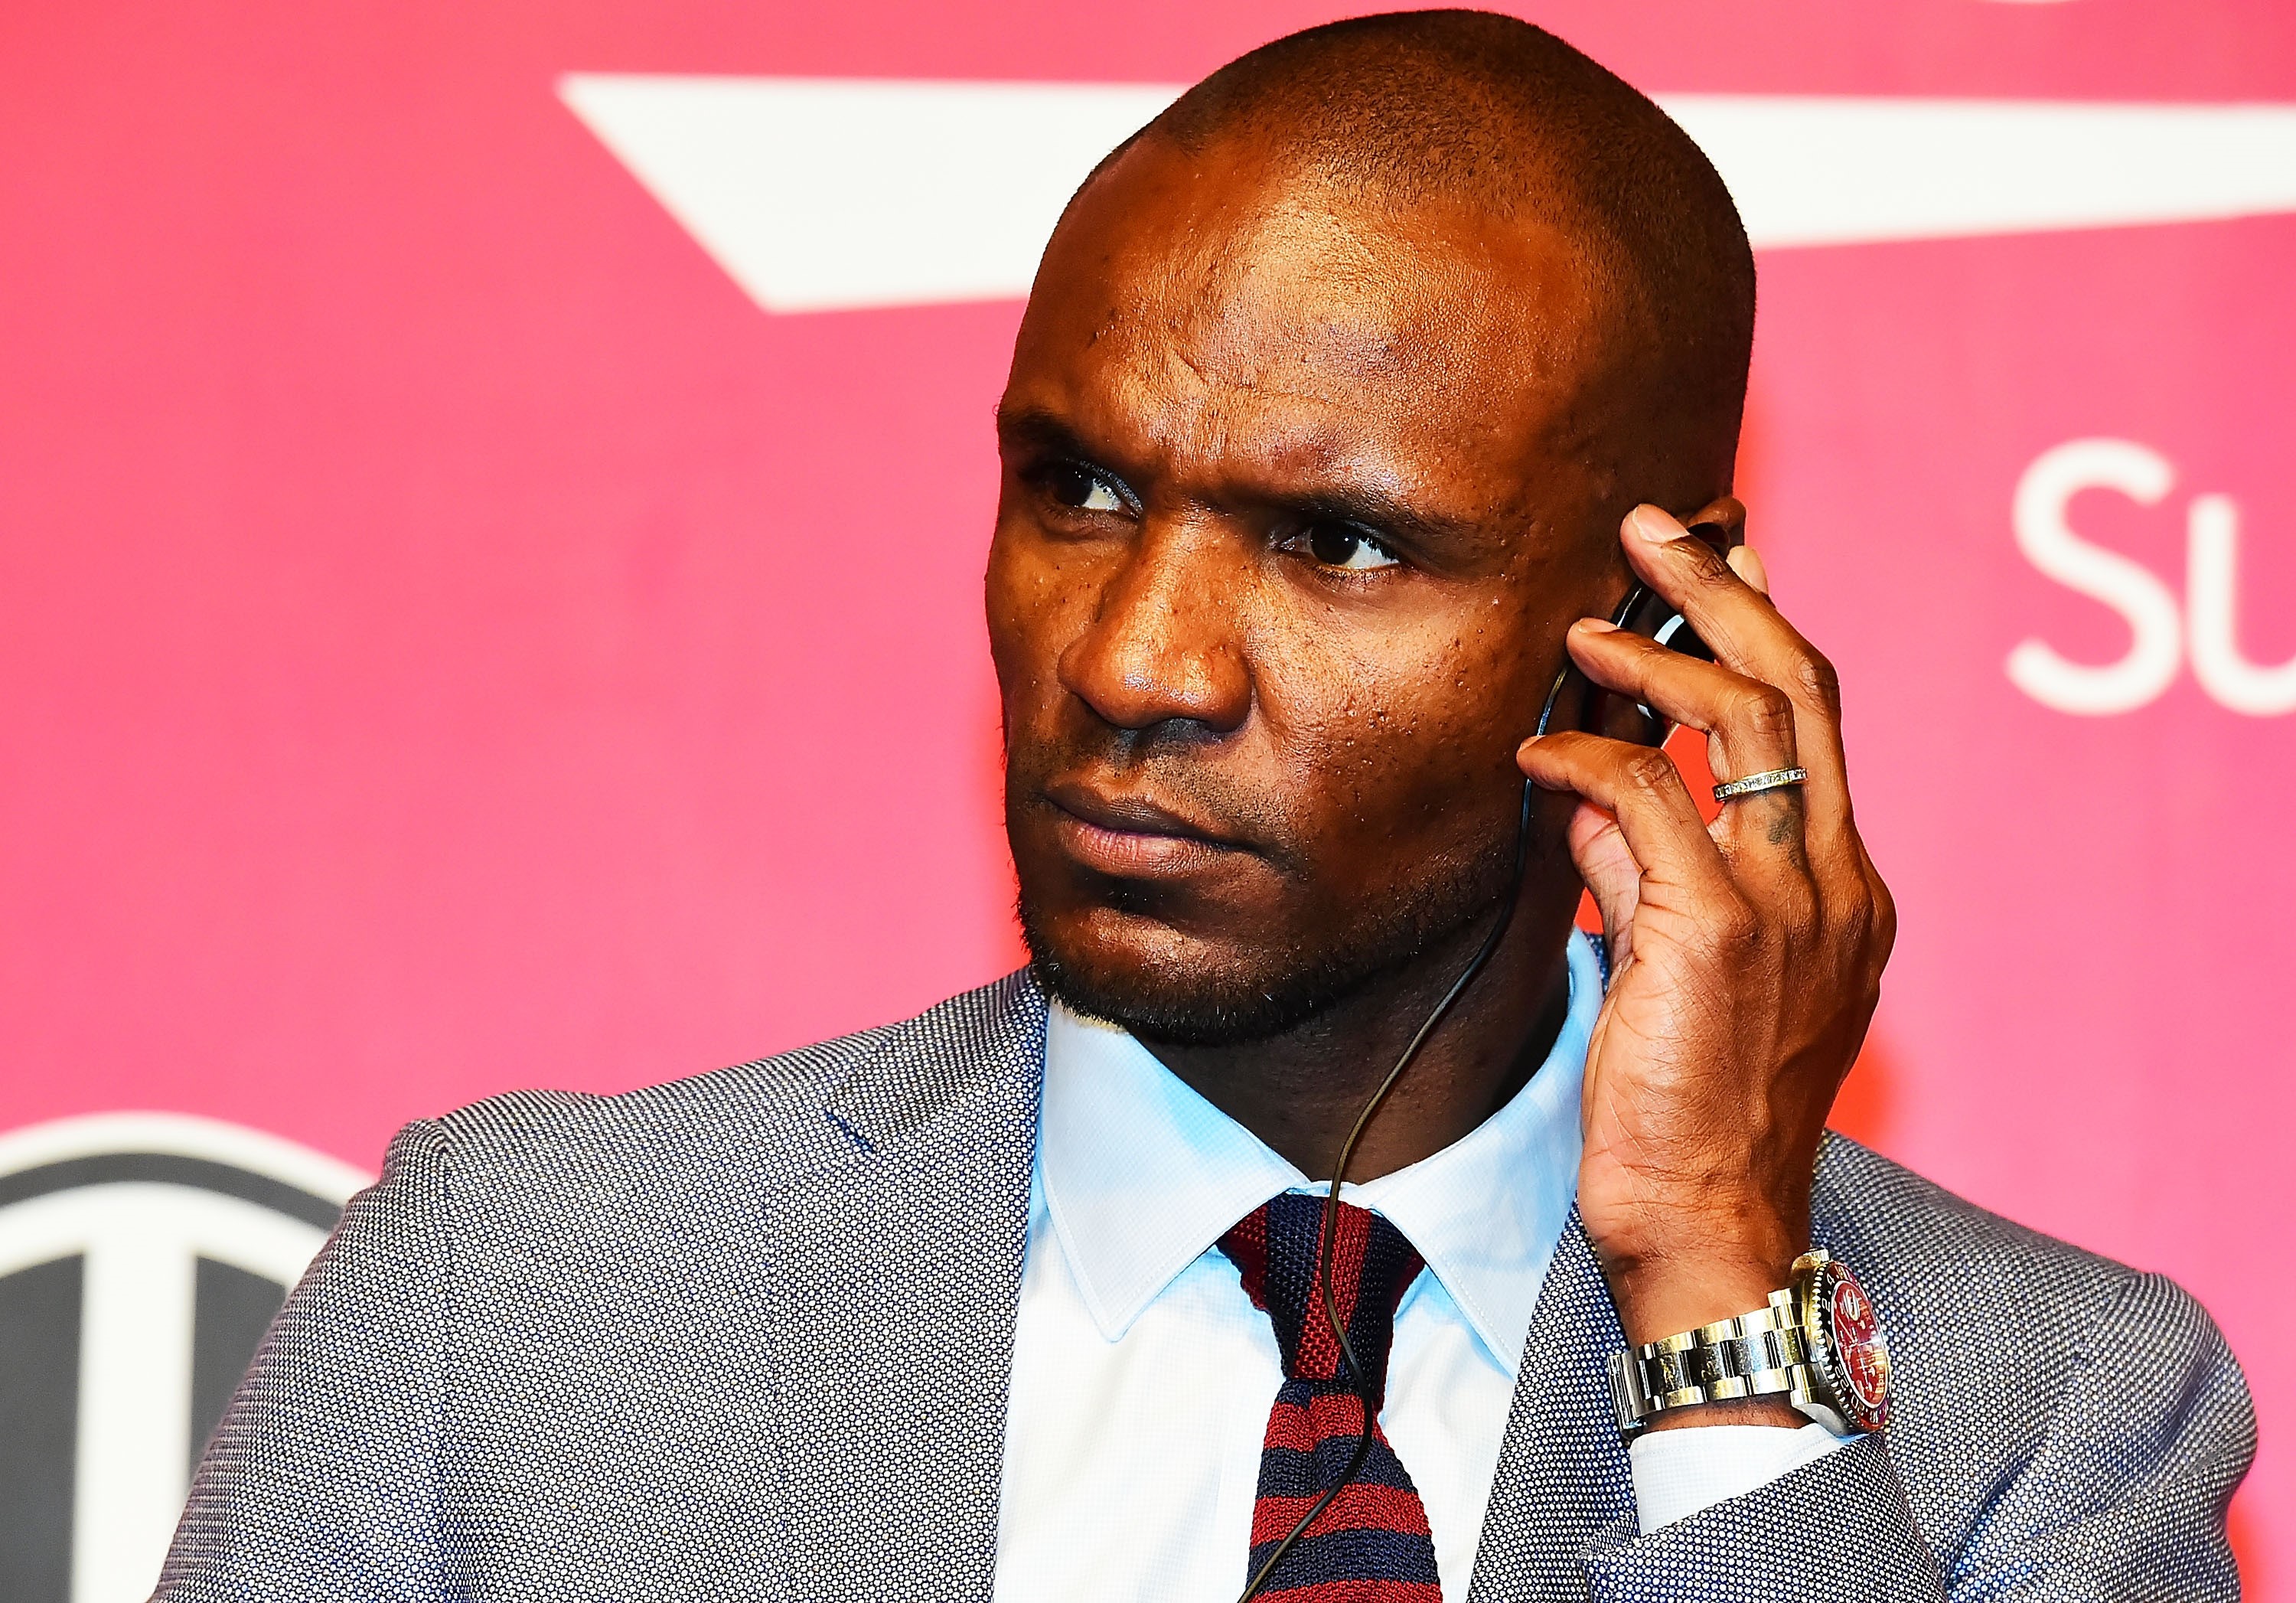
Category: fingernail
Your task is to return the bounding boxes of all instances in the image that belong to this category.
[1626,504,1684,544]
[1728,544,1772,596]
[1574,617,1620,634]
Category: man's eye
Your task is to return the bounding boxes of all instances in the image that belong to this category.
[1298,522,1401,571]
[1042,462,1130,514]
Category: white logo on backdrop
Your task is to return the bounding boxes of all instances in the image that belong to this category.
[0,1115,368,1603]
[554,77,2296,314]
[2008,440,2294,717]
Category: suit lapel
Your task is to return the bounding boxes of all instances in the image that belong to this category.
[1467,1210,1637,1602]
[754,977,1045,1603]
[747,978,1636,1603]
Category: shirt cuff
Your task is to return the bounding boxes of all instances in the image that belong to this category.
[1628,1422,1847,1533]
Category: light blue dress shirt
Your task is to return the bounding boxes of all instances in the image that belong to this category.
[992,929,1839,1600]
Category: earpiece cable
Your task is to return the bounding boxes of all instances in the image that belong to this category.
[1231,613,1603,1603]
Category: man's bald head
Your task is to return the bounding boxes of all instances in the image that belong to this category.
[1084,8,1754,495]
[990,14,1758,1049]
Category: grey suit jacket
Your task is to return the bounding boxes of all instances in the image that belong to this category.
[158,973,2253,1601]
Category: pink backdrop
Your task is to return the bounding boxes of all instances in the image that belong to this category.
[3,0,2288,1589]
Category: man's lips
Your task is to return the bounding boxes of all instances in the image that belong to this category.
[1042,781,1247,878]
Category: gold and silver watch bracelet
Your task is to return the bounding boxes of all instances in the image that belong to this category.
[1606,1289,1825,1435]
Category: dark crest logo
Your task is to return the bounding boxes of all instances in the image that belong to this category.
[0,1115,366,1603]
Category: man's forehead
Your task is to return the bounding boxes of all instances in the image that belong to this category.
[1016,149,1608,468]
[1051,148,1594,366]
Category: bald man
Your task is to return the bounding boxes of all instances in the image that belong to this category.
[160,12,2251,1603]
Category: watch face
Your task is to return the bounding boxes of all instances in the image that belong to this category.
[1824,1262,1891,1431]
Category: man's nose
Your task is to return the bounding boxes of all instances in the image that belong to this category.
[1057,520,1253,735]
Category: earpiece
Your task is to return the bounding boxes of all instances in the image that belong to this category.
[1531,518,1730,746]
[1596,518,1731,739]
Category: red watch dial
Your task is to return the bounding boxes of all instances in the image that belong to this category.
[1825,1264,1891,1430]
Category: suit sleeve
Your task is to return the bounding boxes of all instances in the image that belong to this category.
[154,1121,453,1603]
[1580,1433,1947,1602]
[1575,1270,2253,1601]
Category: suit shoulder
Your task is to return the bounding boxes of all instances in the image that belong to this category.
[1813,1138,2251,1567]
[1814,1131,2239,1451]
[422,970,1043,1192]
[1814,1131,2144,1320]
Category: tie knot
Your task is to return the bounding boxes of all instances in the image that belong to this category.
[1218,1193,1424,1395]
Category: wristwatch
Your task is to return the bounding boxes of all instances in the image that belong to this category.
[1606,1249,1890,1437]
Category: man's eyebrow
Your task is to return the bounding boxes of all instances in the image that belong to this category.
[994,406,1097,462]
[1278,484,1492,556]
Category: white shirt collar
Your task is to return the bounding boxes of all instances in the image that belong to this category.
[1036,929,1601,1370]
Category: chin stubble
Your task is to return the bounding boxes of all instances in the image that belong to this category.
[1017,828,1519,1048]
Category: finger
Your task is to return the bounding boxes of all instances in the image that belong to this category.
[1567,799,1641,969]
[1517,731,1734,902]
[1567,619,1801,811]
[1623,505,1853,845]
[1727,543,1770,596]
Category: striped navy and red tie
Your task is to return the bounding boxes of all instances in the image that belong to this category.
[1218,1192,1443,1602]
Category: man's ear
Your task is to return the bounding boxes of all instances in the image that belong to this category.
[1682,495,1745,556]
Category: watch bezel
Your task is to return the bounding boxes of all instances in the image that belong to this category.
[1792,1249,1890,1434]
